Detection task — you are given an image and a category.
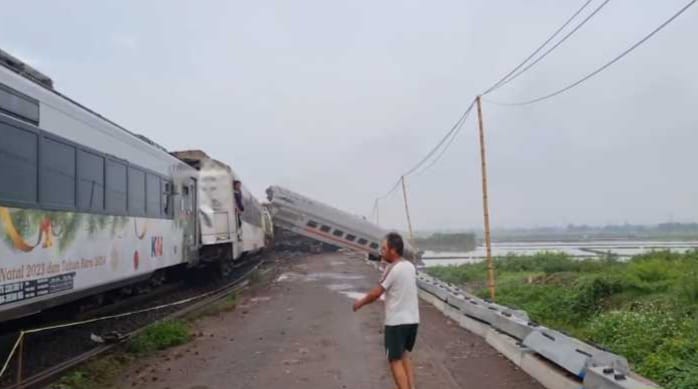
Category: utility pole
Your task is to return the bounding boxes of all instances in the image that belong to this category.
[400,176,415,244]
[476,96,496,302]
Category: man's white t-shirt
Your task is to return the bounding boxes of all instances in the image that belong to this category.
[380,259,420,326]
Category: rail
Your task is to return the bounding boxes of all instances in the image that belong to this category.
[0,258,264,389]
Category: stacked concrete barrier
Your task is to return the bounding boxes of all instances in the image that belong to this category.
[414,272,660,389]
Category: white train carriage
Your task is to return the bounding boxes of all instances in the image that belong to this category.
[171,150,268,273]
[265,186,418,260]
[0,50,199,320]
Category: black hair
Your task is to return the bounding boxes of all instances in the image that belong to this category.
[385,232,404,256]
[233,180,241,186]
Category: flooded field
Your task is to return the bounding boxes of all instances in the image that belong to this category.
[421,240,698,267]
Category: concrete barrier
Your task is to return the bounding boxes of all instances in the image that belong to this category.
[484,328,531,366]
[520,353,583,389]
[583,366,659,389]
[523,330,629,379]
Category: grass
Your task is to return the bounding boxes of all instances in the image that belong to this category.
[127,320,192,354]
[50,354,134,389]
[50,320,192,389]
[426,250,698,389]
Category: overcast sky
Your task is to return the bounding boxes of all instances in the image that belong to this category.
[2,0,697,231]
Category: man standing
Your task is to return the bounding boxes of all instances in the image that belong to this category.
[353,232,420,389]
[233,180,244,229]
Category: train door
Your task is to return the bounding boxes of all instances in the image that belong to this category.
[182,178,199,264]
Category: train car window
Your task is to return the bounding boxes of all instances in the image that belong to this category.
[128,167,146,216]
[357,238,368,245]
[369,242,379,250]
[0,84,39,125]
[306,220,319,228]
[77,150,104,211]
[345,234,356,242]
[146,173,161,218]
[333,229,344,237]
[40,137,76,208]
[106,160,127,213]
[320,225,331,233]
[0,121,37,203]
[161,179,172,218]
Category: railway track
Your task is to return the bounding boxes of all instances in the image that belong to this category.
[0,255,266,389]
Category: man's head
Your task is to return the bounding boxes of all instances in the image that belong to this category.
[233,180,241,191]
[380,232,404,262]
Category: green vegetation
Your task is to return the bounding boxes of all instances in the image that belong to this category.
[128,320,191,354]
[415,233,476,252]
[426,251,698,389]
[51,354,134,389]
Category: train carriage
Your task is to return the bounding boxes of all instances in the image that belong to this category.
[265,185,418,260]
[171,150,268,275]
[0,50,199,320]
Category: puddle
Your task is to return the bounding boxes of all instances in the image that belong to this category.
[326,283,354,291]
[276,272,363,283]
[305,272,364,281]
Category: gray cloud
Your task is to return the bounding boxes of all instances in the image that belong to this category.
[2,0,696,231]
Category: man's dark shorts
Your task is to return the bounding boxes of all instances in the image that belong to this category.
[384,324,418,361]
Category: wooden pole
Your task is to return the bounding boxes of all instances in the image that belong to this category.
[476,96,496,302]
[400,176,415,244]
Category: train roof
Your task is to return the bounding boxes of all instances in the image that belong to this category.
[0,48,170,155]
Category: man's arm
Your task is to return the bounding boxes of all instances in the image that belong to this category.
[353,284,385,312]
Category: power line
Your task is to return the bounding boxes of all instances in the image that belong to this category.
[482,0,596,95]
[484,0,612,95]
[373,99,476,201]
[414,103,475,177]
[487,0,697,106]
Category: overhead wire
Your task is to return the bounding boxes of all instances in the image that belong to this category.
[487,0,697,106]
[414,102,475,178]
[373,99,476,202]
[482,0,596,95]
[485,0,613,96]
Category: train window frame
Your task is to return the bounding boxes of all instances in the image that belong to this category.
[146,173,161,218]
[77,149,105,212]
[332,229,344,237]
[320,225,331,233]
[39,135,76,210]
[128,167,146,217]
[357,238,368,245]
[369,242,379,250]
[105,158,128,214]
[306,220,319,228]
[345,234,356,242]
[0,83,40,125]
[0,117,38,206]
[0,106,176,219]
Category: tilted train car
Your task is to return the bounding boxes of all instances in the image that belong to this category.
[171,150,269,276]
[0,49,200,321]
[265,186,418,260]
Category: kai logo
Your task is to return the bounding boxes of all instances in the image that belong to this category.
[151,237,164,258]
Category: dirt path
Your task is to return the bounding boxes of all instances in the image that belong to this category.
[115,252,543,389]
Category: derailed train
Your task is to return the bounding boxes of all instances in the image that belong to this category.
[266,186,419,260]
[0,50,272,321]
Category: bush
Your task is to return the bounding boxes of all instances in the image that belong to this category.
[128,320,191,354]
